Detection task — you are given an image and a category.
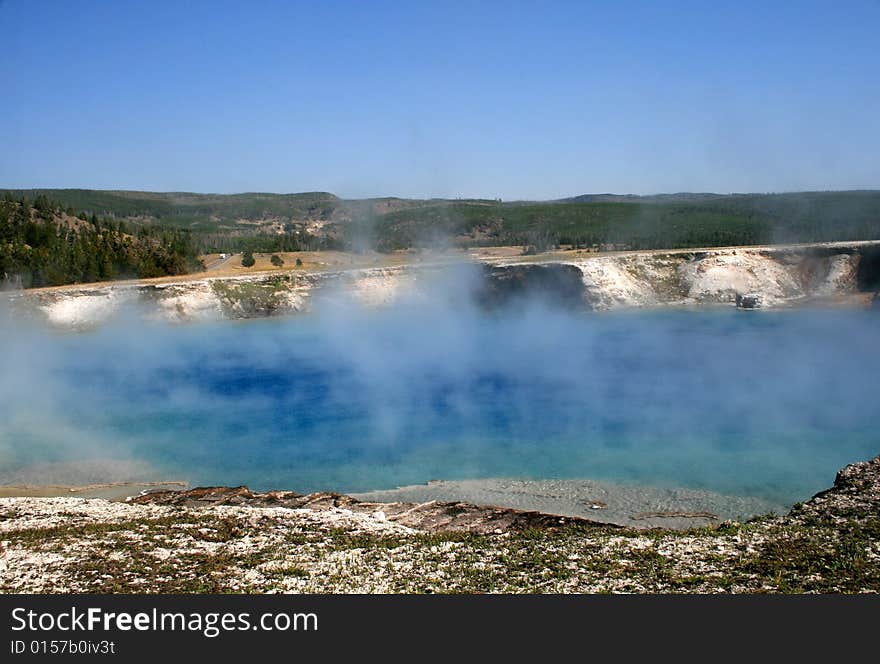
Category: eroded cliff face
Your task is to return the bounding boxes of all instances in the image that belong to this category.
[478,242,876,311]
[6,241,879,327]
[571,244,869,310]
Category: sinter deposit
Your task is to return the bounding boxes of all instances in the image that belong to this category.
[6,241,879,327]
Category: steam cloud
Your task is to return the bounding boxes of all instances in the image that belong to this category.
[0,265,877,506]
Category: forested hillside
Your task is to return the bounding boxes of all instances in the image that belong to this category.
[0,193,203,288]
[367,191,880,251]
[2,189,879,286]
[5,188,878,256]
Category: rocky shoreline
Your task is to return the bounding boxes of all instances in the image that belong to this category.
[4,241,879,327]
[350,477,786,530]
[1,455,877,593]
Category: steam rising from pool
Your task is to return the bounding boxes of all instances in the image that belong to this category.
[0,273,877,507]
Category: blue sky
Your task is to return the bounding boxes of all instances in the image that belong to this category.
[2,0,878,199]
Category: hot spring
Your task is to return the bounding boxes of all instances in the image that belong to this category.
[0,298,877,516]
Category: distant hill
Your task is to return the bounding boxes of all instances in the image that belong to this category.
[2,188,879,256]
[556,192,730,204]
[367,190,880,252]
[0,189,343,229]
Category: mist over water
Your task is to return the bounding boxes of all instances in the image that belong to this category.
[0,282,877,507]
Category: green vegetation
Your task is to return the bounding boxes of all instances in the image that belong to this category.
[211,275,295,317]
[0,193,203,288]
[0,189,345,255]
[365,191,880,251]
[4,188,878,257]
[197,229,340,255]
[2,188,879,288]
[270,254,284,267]
[0,189,341,228]
[2,508,877,593]
[240,251,255,267]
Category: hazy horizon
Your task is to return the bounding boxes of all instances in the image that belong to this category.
[3,186,880,202]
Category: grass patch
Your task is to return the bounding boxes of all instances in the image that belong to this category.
[740,520,880,592]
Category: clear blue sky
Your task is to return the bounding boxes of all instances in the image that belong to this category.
[2,0,878,199]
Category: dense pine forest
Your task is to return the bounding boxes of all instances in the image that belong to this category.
[0,193,203,288]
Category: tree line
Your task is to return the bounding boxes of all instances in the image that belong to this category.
[194,228,344,255]
[0,193,203,288]
[367,197,880,253]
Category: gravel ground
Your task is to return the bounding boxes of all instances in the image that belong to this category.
[0,456,877,594]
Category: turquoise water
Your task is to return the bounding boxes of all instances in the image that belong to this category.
[1,306,877,506]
